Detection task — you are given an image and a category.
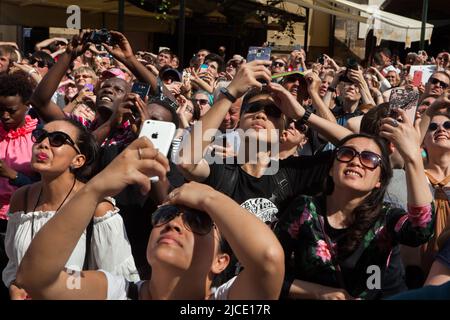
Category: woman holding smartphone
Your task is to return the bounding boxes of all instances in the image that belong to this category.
[14,137,284,300]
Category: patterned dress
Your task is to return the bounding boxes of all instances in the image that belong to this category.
[275,195,435,299]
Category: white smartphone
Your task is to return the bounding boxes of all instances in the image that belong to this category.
[139,120,176,182]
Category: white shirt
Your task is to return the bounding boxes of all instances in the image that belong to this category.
[2,198,140,287]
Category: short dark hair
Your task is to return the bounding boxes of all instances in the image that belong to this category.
[360,103,390,136]
[148,96,180,129]
[31,51,55,68]
[0,72,33,103]
[204,53,224,72]
[158,49,174,59]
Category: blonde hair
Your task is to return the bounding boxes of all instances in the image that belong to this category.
[72,66,97,81]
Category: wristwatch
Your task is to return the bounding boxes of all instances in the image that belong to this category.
[219,87,237,103]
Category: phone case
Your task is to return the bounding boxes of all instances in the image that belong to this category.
[412,70,423,87]
[131,82,150,101]
[246,47,272,62]
[139,120,176,157]
[389,88,419,123]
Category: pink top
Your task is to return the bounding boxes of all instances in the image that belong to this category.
[0,115,38,220]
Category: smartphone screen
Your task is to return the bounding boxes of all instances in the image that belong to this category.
[84,84,94,92]
[246,47,272,62]
[131,82,150,101]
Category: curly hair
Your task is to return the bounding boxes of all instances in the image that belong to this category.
[326,133,393,260]
[0,72,33,102]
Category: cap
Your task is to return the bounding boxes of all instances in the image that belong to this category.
[101,68,126,80]
[160,67,182,82]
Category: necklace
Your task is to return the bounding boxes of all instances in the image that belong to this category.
[31,177,77,239]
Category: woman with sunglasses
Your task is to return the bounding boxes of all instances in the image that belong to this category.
[192,91,213,118]
[419,113,450,273]
[279,120,309,159]
[14,137,284,300]
[3,118,139,299]
[275,109,435,300]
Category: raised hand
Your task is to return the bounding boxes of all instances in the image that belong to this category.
[226,60,272,99]
[102,30,134,62]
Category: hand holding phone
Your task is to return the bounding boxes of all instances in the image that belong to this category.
[389,88,419,123]
[412,70,423,87]
[139,120,176,182]
[131,82,151,101]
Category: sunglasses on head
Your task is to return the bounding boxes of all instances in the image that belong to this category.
[31,129,81,154]
[335,146,382,170]
[243,101,282,118]
[193,98,209,106]
[151,205,214,236]
[429,77,449,89]
[428,121,450,132]
[30,59,47,68]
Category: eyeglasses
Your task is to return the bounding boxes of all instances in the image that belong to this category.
[151,205,214,236]
[30,59,47,68]
[31,129,81,154]
[242,101,282,118]
[429,78,449,89]
[335,146,382,170]
[75,74,93,80]
[193,99,209,106]
[272,61,285,68]
[428,121,450,132]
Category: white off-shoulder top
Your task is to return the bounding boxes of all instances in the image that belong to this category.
[2,197,140,287]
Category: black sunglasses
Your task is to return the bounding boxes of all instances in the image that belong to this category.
[30,59,47,68]
[193,98,209,106]
[292,120,308,133]
[429,77,449,89]
[428,121,450,132]
[242,101,282,118]
[31,129,81,154]
[152,205,214,236]
[272,61,285,68]
[335,146,382,170]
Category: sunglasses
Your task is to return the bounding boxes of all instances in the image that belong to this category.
[30,59,47,68]
[151,205,214,236]
[242,102,282,118]
[193,99,209,106]
[335,146,382,170]
[428,121,450,132]
[31,129,81,154]
[429,78,449,89]
[272,61,285,68]
[291,120,308,133]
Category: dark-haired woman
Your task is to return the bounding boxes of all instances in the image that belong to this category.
[0,73,38,222]
[14,137,284,300]
[276,109,435,300]
[3,119,138,299]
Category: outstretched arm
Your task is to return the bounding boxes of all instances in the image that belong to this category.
[16,137,170,299]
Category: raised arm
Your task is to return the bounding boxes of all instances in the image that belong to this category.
[304,71,337,123]
[103,31,158,96]
[30,34,88,122]
[16,137,170,299]
[34,37,67,51]
[165,182,284,299]
[177,60,272,181]
[268,82,352,145]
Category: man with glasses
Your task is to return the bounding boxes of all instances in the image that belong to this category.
[424,71,450,98]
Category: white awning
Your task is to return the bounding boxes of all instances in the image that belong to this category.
[255,0,434,48]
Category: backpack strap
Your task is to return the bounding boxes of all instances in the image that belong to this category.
[270,169,293,204]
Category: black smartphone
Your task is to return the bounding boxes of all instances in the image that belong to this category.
[318,54,325,65]
[131,82,151,101]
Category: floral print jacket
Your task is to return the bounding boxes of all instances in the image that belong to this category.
[275,195,435,299]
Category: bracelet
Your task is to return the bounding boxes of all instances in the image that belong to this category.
[298,109,312,124]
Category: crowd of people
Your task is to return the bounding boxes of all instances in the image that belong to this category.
[0,29,449,300]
